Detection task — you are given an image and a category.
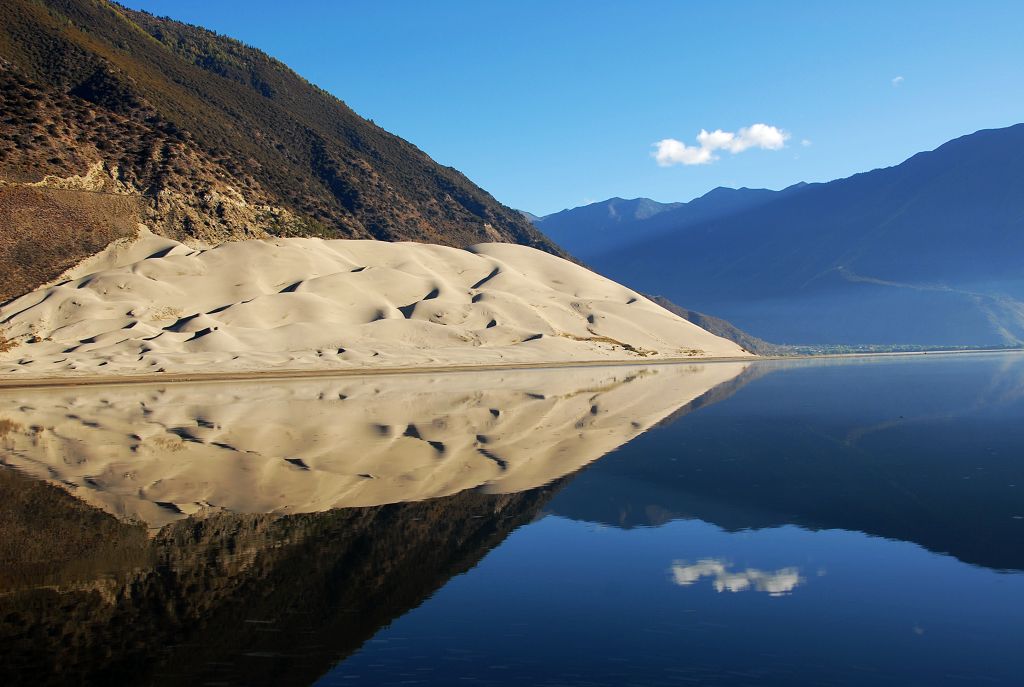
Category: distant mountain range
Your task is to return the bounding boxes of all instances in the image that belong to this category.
[534,197,681,258]
[530,124,1024,346]
[0,0,560,301]
[534,185,805,262]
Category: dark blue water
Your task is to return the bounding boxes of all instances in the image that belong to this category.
[2,353,1023,686]
[320,354,1024,686]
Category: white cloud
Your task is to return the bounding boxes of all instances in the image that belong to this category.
[892,75,905,87]
[653,138,714,166]
[696,128,736,152]
[653,123,790,167]
[671,559,805,596]
[801,138,813,147]
[731,123,789,152]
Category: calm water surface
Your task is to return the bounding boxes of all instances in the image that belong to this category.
[1,353,1022,686]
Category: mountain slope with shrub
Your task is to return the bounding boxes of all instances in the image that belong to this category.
[0,0,561,301]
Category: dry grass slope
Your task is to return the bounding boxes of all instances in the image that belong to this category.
[0,185,141,302]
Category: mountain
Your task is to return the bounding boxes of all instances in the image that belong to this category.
[584,125,1024,346]
[645,296,794,356]
[518,209,543,223]
[534,185,807,261]
[0,0,562,302]
[535,197,682,257]
[530,188,807,354]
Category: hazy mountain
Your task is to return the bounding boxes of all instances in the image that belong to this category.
[645,296,794,356]
[534,197,681,257]
[535,185,806,261]
[0,0,562,301]
[526,189,808,353]
[586,124,1024,346]
[518,209,543,223]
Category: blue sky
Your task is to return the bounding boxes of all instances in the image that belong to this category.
[120,1,1024,215]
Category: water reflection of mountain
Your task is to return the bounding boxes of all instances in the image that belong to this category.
[0,363,751,686]
[550,354,1024,572]
[0,467,562,687]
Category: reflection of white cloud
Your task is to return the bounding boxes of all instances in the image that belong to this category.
[671,559,804,596]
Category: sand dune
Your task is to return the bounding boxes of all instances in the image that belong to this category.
[0,231,748,376]
[0,363,747,528]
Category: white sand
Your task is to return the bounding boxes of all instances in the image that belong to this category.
[0,362,747,528]
[0,231,748,377]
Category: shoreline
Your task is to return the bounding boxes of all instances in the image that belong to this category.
[0,348,1020,391]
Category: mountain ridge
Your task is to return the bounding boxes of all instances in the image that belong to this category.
[553,124,1024,345]
[532,183,808,261]
[0,0,564,301]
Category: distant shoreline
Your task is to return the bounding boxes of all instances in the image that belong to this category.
[1,348,1021,391]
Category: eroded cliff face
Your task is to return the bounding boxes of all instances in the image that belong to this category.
[0,466,561,687]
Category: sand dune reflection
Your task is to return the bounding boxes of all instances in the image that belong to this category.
[0,363,746,527]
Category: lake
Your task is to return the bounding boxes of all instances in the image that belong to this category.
[1,353,1022,686]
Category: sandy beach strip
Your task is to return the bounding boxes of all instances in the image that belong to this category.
[2,349,1020,390]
